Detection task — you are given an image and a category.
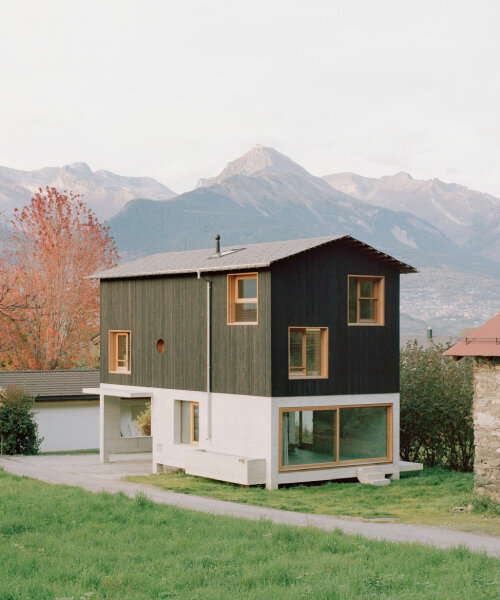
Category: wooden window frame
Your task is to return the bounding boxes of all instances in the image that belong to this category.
[348,275,385,326]
[190,402,200,445]
[279,404,392,472]
[288,327,328,379]
[227,272,258,325]
[108,330,131,374]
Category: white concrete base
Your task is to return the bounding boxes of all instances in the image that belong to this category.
[399,460,423,472]
[356,466,390,486]
[185,449,266,485]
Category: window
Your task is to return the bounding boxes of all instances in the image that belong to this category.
[348,276,385,325]
[181,401,199,444]
[109,331,131,373]
[288,327,328,378]
[227,273,258,324]
[280,404,391,471]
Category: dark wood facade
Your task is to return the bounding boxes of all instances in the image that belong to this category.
[100,270,272,396]
[100,240,401,397]
[270,240,400,397]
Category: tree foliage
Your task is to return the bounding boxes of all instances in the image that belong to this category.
[400,341,474,472]
[0,384,42,455]
[134,402,151,437]
[0,187,118,369]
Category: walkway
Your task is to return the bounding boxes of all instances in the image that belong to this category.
[1,453,499,558]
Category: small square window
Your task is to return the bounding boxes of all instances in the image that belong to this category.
[109,331,131,373]
[227,273,258,324]
[288,327,328,378]
[348,276,385,325]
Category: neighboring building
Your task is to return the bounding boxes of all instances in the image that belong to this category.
[444,313,500,502]
[87,235,422,489]
[0,370,148,452]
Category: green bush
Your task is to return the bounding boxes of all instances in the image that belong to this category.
[400,341,474,472]
[134,402,151,436]
[0,384,42,455]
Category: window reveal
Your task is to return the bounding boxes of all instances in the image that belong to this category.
[227,273,258,324]
[348,276,385,325]
[180,401,199,444]
[289,327,328,378]
[109,331,131,373]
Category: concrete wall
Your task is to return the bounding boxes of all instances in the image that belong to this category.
[33,397,149,453]
[34,401,99,452]
[100,383,399,489]
[473,358,500,502]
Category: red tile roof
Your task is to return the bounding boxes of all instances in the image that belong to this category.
[443,313,500,357]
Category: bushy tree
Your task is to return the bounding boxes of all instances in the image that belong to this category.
[0,384,42,455]
[0,187,118,369]
[400,341,474,471]
[134,402,151,436]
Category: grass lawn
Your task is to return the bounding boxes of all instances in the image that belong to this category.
[126,468,500,537]
[0,469,499,600]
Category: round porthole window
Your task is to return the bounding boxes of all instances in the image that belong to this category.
[157,339,165,354]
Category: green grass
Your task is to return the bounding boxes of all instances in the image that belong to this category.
[39,449,99,456]
[0,469,498,599]
[127,468,500,536]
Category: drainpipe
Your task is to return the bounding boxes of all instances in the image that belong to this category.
[197,270,212,440]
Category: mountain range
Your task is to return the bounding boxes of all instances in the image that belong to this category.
[323,171,500,263]
[0,162,176,220]
[1,145,499,335]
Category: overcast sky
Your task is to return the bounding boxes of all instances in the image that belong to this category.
[1,0,500,196]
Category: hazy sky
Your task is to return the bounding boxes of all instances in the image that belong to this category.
[1,1,500,196]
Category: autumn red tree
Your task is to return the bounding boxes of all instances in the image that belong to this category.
[0,187,118,369]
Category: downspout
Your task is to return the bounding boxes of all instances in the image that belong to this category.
[197,269,212,440]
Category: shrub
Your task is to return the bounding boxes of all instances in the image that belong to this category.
[0,384,42,455]
[400,341,474,472]
[134,402,151,436]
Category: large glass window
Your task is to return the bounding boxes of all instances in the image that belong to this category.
[280,405,390,471]
[289,327,328,378]
[227,273,258,324]
[348,276,384,325]
[282,409,336,467]
[109,331,131,373]
[339,406,388,461]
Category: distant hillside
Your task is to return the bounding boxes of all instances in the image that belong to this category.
[323,171,500,262]
[108,146,498,278]
[0,162,176,220]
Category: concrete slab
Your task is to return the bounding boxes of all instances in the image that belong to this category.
[1,454,499,558]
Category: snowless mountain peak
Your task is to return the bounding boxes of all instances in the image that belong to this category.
[197,145,311,188]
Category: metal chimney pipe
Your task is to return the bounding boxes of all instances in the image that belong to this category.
[215,234,220,254]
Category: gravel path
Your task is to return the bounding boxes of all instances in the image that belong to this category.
[1,453,499,558]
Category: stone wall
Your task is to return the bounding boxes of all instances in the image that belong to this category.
[473,358,500,501]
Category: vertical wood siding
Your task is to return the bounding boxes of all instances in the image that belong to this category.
[100,270,272,396]
[270,241,401,397]
[101,276,206,391]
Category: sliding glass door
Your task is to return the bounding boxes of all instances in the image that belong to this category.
[280,405,391,471]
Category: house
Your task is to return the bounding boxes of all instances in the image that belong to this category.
[0,369,149,452]
[86,235,422,489]
[443,313,500,502]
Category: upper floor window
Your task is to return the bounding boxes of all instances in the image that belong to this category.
[227,273,258,324]
[289,327,328,378]
[109,331,131,373]
[348,276,385,325]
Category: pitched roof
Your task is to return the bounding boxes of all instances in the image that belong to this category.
[0,370,100,400]
[92,235,417,280]
[443,313,500,357]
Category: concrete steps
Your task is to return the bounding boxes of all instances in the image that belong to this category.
[356,466,391,486]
